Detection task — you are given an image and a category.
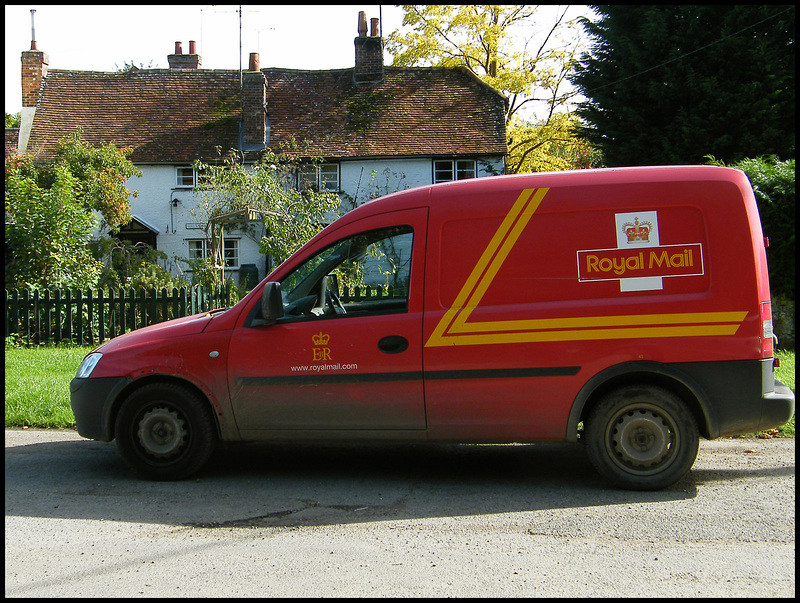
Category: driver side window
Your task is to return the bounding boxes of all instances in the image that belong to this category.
[279,226,413,319]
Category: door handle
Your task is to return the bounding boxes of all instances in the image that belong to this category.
[378,335,409,354]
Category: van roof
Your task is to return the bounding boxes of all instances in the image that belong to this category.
[352,165,748,215]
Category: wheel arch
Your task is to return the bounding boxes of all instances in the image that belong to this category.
[107,374,222,442]
[567,361,720,442]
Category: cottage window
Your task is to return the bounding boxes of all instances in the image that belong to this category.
[297,163,340,192]
[433,159,477,184]
[176,167,197,188]
[187,238,239,268]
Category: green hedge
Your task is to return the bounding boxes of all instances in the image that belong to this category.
[728,157,794,300]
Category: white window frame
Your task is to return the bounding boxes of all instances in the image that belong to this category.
[297,163,340,192]
[223,239,240,269]
[187,238,240,269]
[433,159,477,184]
[176,166,197,188]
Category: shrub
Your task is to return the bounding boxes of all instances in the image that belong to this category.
[732,157,795,300]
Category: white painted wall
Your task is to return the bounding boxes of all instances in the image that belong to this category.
[108,156,504,285]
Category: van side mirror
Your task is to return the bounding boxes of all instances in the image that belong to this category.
[257,281,284,325]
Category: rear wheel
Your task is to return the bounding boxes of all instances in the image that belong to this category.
[585,385,699,490]
[114,383,216,480]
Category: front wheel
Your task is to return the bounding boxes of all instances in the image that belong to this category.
[114,383,216,480]
[585,385,699,490]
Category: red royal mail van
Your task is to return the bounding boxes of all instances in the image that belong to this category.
[71,166,794,489]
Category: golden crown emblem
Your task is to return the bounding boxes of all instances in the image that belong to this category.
[312,331,330,346]
[622,217,652,242]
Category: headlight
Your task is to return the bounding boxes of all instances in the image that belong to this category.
[75,353,103,379]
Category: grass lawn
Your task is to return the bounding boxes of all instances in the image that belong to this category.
[5,345,90,428]
[4,344,796,435]
[772,349,795,437]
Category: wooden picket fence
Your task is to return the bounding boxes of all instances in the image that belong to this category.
[5,283,407,347]
[5,285,229,347]
[340,283,406,302]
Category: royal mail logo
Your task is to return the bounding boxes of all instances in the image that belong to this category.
[616,210,660,291]
[622,217,652,243]
[312,332,331,361]
[578,243,704,281]
[572,210,705,291]
[312,332,330,346]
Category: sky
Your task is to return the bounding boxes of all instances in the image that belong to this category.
[5,4,405,114]
[5,5,591,117]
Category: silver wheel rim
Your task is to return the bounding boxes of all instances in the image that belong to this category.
[137,406,187,458]
[607,405,678,474]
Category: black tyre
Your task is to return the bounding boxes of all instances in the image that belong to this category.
[114,382,216,480]
[585,385,699,490]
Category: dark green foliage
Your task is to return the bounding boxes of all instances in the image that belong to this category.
[725,157,794,299]
[571,6,795,166]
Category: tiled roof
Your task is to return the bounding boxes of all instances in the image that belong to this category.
[26,69,241,163]
[264,67,507,159]
[25,66,507,163]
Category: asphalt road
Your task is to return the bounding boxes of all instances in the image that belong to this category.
[5,428,795,597]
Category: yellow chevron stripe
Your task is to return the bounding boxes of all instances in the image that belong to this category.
[448,311,748,334]
[427,323,744,347]
[428,188,545,344]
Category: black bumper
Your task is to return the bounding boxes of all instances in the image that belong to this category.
[70,376,131,441]
[760,381,795,431]
[676,359,795,438]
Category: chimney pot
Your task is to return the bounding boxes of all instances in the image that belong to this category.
[168,41,201,69]
[30,9,37,51]
[357,11,368,36]
[249,52,260,71]
[370,18,379,37]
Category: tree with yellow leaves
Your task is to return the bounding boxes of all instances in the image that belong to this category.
[386,5,596,172]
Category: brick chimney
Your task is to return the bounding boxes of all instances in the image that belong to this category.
[354,11,383,84]
[241,52,269,151]
[19,45,49,153]
[21,47,48,108]
[168,40,201,69]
